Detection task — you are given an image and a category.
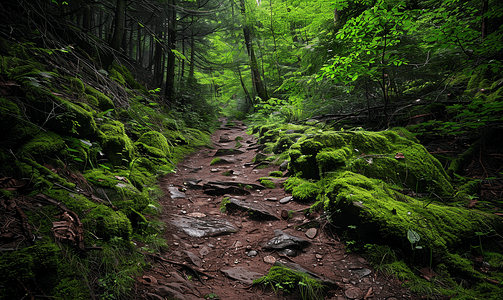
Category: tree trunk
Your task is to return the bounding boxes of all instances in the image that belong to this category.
[239,0,268,102]
[164,0,177,103]
[109,0,126,51]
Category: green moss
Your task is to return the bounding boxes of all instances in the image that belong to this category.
[0,241,89,299]
[220,196,231,213]
[260,179,276,189]
[321,171,503,263]
[111,63,148,94]
[67,76,85,93]
[16,158,76,190]
[43,189,133,240]
[21,131,65,158]
[269,171,283,177]
[254,263,327,299]
[85,86,115,111]
[98,121,134,167]
[134,131,171,158]
[85,94,99,107]
[210,157,222,165]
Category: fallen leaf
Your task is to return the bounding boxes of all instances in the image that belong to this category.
[395,152,405,159]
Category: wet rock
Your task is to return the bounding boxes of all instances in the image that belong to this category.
[345,286,364,299]
[203,183,250,196]
[265,197,277,201]
[279,248,298,257]
[247,250,258,257]
[354,268,372,278]
[168,187,186,199]
[263,229,310,250]
[221,267,263,285]
[315,254,323,259]
[279,196,293,204]
[263,255,276,264]
[184,250,202,267]
[305,228,317,239]
[279,160,289,171]
[208,180,266,190]
[226,198,279,220]
[168,214,238,237]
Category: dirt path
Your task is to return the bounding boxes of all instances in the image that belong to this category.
[133,119,420,300]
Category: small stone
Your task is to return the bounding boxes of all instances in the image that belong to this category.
[281,210,290,219]
[199,246,210,256]
[315,254,323,259]
[247,250,257,257]
[186,212,206,218]
[305,228,317,239]
[210,168,219,172]
[263,255,276,264]
[265,197,277,201]
[279,196,293,204]
[344,287,364,299]
[278,248,297,257]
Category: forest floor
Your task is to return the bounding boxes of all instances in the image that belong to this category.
[132,119,423,300]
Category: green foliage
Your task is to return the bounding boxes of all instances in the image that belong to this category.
[220,196,231,213]
[254,264,326,300]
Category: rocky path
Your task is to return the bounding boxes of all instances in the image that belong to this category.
[133,119,419,300]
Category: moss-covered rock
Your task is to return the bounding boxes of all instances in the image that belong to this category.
[21,131,65,158]
[289,129,453,196]
[85,86,115,111]
[134,131,171,158]
[98,121,134,167]
[84,170,149,216]
[321,171,503,263]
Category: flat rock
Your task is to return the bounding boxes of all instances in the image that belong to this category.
[354,268,372,278]
[279,196,293,204]
[203,183,250,196]
[168,187,186,199]
[168,214,238,237]
[208,181,266,190]
[227,198,279,220]
[263,229,310,249]
[279,160,289,171]
[199,246,210,256]
[220,267,263,285]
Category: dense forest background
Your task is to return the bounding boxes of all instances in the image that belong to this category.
[1,0,503,299]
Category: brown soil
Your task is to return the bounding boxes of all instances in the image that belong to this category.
[132,119,423,300]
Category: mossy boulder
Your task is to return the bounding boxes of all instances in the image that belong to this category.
[85,86,115,111]
[289,129,453,196]
[98,121,134,167]
[84,170,149,217]
[134,131,171,158]
[20,131,65,158]
[45,98,97,136]
[321,171,503,263]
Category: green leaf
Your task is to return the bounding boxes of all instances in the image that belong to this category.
[407,229,420,243]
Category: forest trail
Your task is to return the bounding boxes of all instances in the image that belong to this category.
[133,119,420,300]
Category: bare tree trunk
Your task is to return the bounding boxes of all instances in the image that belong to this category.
[164,0,177,103]
[109,0,126,51]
